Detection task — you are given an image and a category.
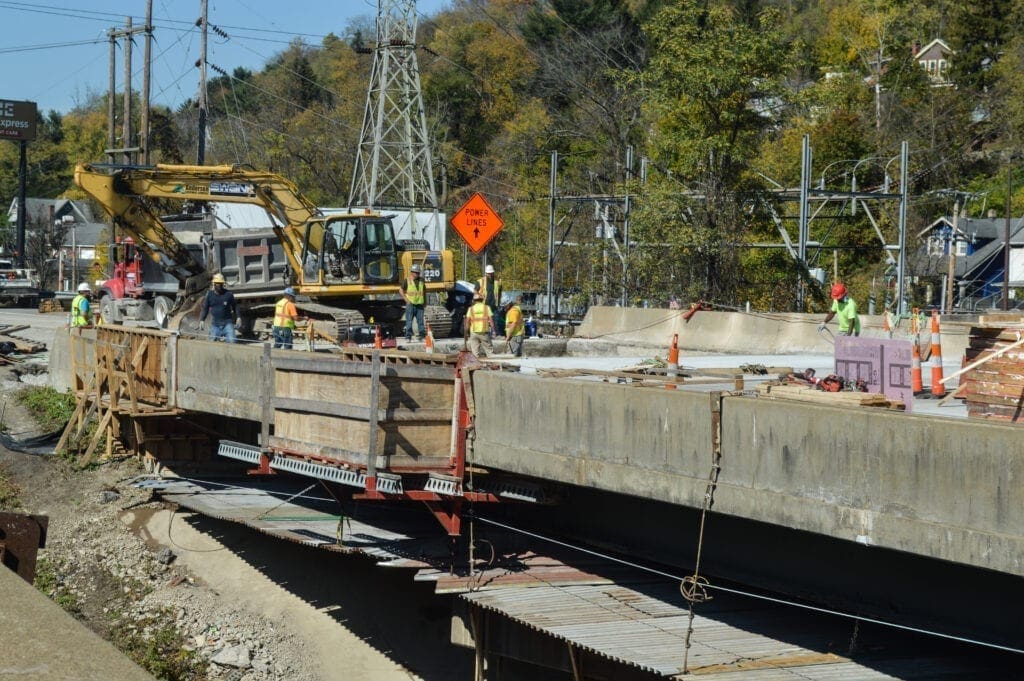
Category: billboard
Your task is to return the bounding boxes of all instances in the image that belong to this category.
[0,100,37,141]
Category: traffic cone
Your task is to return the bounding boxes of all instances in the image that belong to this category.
[929,310,945,398]
[883,311,891,335]
[911,340,923,394]
[666,333,679,390]
[424,323,435,353]
[374,324,383,349]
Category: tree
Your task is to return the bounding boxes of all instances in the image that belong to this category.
[24,210,67,290]
[947,0,1016,94]
[632,0,791,305]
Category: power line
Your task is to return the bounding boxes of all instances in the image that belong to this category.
[0,38,106,54]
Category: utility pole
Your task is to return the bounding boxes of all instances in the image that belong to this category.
[947,200,958,313]
[122,16,132,165]
[107,30,116,163]
[350,0,442,247]
[197,0,209,165]
[547,151,557,317]
[1004,163,1012,311]
[140,0,153,165]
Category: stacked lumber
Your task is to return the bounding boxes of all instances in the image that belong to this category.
[961,325,1024,424]
[37,298,64,313]
[0,325,46,354]
[757,382,905,410]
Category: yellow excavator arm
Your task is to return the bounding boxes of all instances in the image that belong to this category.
[74,163,320,290]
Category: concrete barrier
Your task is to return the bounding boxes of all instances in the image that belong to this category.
[470,370,1022,577]
[573,307,971,361]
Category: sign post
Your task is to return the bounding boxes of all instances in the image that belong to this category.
[1,100,38,269]
[450,193,505,255]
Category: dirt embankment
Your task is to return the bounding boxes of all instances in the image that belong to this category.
[0,350,463,680]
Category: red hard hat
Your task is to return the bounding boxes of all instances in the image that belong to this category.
[830,283,847,300]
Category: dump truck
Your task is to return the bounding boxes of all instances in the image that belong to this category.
[0,258,41,307]
[74,163,457,338]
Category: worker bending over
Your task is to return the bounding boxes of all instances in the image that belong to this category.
[819,282,860,336]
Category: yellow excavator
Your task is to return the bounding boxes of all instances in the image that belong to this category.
[74,163,456,338]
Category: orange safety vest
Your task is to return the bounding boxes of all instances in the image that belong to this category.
[274,297,297,329]
[466,301,492,334]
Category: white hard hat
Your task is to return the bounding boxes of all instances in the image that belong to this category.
[484,264,495,274]
[77,282,91,292]
[410,264,421,273]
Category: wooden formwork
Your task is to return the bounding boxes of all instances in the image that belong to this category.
[267,348,460,474]
[58,326,179,466]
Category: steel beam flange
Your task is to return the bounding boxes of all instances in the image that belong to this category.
[270,456,366,490]
[217,440,262,464]
[424,475,461,496]
[375,473,404,495]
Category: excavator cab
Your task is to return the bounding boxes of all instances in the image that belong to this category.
[300,215,399,287]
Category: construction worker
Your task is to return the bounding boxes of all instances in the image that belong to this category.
[464,290,494,358]
[820,282,860,337]
[198,273,238,343]
[273,287,300,349]
[476,264,502,317]
[70,282,92,328]
[504,295,525,357]
[400,264,426,341]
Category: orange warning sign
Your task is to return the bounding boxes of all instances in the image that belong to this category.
[450,193,505,254]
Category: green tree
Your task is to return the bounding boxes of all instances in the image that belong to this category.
[633,0,790,304]
[947,0,1017,94]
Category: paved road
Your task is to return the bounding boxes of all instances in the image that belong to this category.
[0,307,67,346]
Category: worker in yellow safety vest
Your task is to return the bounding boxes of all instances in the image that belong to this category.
[464,289,495,358]
[400,264,426,341]
[504,295,525,357]
[464,288,495,358]
[273,287,300,349]
[70,282,93,328]
[476,264,502,316]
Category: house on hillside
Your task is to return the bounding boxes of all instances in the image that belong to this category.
[914,38,953,87]
[6,198,106,291]
[914,214,1024,309]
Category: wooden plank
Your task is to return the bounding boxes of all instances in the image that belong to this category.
[274,397,372,421]
[79,409,113,468]
[757,383,895,407]
[367,351,381,480]
[274,370,453,410]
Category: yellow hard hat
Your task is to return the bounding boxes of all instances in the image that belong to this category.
[212,273,226,284]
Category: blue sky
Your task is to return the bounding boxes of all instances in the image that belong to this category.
[1,0,449,115]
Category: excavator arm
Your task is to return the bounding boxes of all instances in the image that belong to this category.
[74,163,323,294]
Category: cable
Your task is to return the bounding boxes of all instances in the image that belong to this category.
[0,38,106,54]
[472,515,1024,656]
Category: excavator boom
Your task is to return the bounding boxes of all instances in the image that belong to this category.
[74,162,457,338]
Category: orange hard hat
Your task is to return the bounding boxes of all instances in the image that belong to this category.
[830,283,847,300]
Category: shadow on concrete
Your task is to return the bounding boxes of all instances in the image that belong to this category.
[182,511,473,681]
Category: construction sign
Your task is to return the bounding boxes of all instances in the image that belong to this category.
[450,193,504,254]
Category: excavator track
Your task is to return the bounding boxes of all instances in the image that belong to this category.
[424,304,452,339]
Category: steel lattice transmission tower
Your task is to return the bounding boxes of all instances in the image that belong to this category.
[349,0,443,247]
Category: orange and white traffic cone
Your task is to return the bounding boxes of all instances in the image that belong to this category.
[424,323,435,353]
[929,310,945,398]
[911,339,924,394]
[666,333,679,390]
[374,324,383,349]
